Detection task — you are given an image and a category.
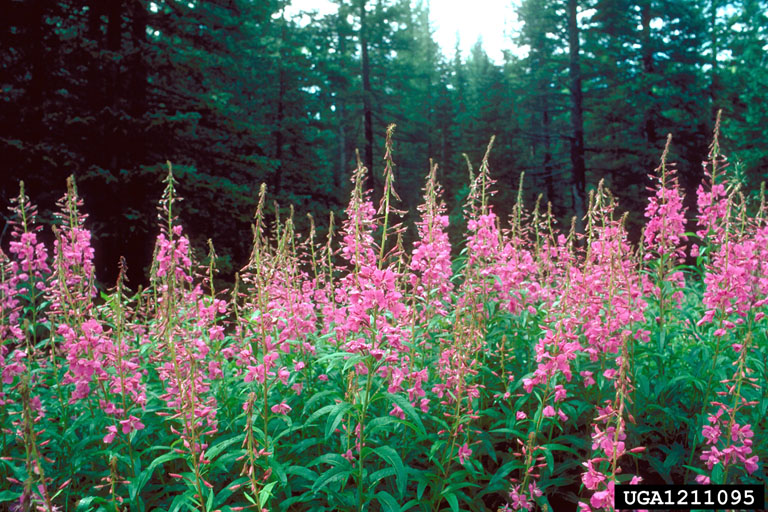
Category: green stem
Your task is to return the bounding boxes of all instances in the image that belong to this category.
[356,357,374,512]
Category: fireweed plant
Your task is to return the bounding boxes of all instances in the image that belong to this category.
[0,124,765,512]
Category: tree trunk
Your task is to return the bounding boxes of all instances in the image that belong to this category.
[272,68,285,195]
[337,100,346,199]
[106,0,122,173]
[129,0,148,120]
[640,0,656,145]
[106,0,122,100]
[336,18,347,203]
[28,0,46,137]
[359,0,375,191]
[272,15,287,195]
[86,0,105,167]
[440,129,447,184]
[102,0,123,285]
[543,99,554,206]
[567,0,587,230]
[88,0,104,67]
[129,0,148,176]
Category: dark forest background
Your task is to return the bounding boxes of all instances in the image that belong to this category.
[2,0,767,287]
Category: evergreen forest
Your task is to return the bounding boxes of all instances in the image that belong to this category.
[3,0,767,285]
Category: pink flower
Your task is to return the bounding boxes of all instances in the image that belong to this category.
[581,460,605,490]
[277,367,290,385]
[390,404,405,420]
[458,444,472,464]
[702,423,721,444]
[153,224,193,283]
[592,424,626,458]
[271,402,291,415]
[103,425,118,444]
[506,484,533,510]
[696,175,728,241]
[244,364,266,384]
[409,166,454,321]
[208,360,223,380]
[515,411,527,420]
[744,456,759,475]
[590,488,612,510]
[588,480,615,510]
[522,378,535,393]
[542,405,555,418]
[643,148,688,299]
[119,415,145,435]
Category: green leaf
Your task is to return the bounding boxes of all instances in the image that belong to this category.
[542,442,580,456]
[711,462,724,485]
[647,454,672,484]
[442,478,480,494]
[259,481,277,509]
[488,459,519,490]
[306,404,336,427]
[366,415,399,436]
[385,393,426,436]
[369,467,397,486]
[479,433,497,464]
[442,491,459,512]
[75,496,110,511]
[308,453,348,468]
[290,436,322,455]
[206,434,243,461]
[376,490,402,512]
[682,465,708,478]
[373,445,407,498]
[168,493,190,512]
[129,452,185,501]
[542,446,554,472]
[311,465,351,494]
[207,485,215,512]
[302,390,340,412]
[270,457,288,486]
[0,491,21,503]
[325,401,353,440]
[244,491,258,506]
[416,474,429,501]
[213,477,249,508]
[286,465,319,481]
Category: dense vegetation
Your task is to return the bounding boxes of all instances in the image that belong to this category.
[0,121,765,510]
[2,0,767,286]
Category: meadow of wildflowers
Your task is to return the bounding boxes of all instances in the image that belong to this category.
[0,120,765,512]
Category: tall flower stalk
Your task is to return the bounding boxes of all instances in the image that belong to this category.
[692,192,764,484]
[4,183,57,511]
[642,134,687,344]
[151,166,219,510]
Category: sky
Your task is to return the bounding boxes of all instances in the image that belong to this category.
[286,0,524,63]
